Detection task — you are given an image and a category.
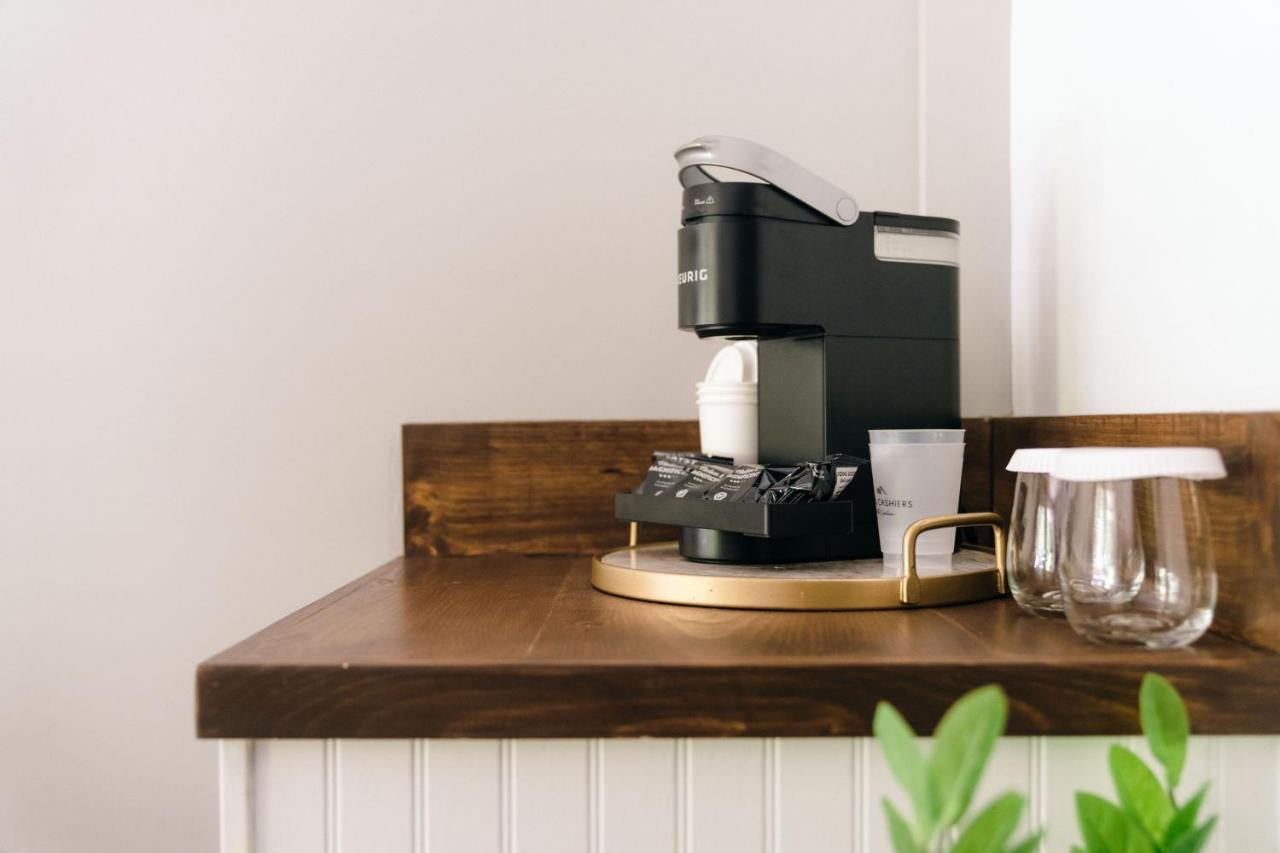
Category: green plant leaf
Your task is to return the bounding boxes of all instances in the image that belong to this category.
[930,684,1007,827]
[1006,832,1044,853]
[1166,817,1217,853]
[1162,783,1209,848]
[1076,792,1154,853]
[874,701,937,834]
[1140,673,1189,791]
[1108,745,1175,838]
[953,792,1024,853]
[883,797,921,853]
[1125,831,1155,853]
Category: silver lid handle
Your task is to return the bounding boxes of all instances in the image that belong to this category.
[674,135,859,226]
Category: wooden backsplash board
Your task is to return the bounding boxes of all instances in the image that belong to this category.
[403,413,1280,650]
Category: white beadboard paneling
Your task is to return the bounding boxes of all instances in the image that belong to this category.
[1218,736,1280,853]
[973,737,1035,841]
[1045,736,1280,853]
[1130,736,1219,853]
[1132,735,1280,853]
[235,735,1280,853]
[600,739,677,853]
[338,740,414,853]
[763,738,780,852]
[325,740,339,853]
[853,738,872,852]
[860,732,901,851]
[218,740,253,853]
[413,740,428,853]
[253,740,327,853]
[1183,737,1221,853]
[776,738,855,853]
[589,739,602,852]
[861,736,1035,850]
[689,739,766,853]
[677,738,692,852]
[512,739,590,853]
[428,740,503,853]
[1028,736,1048,838]
[1042,736,1113,852]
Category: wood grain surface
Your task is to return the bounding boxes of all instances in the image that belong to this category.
[990,413,1280,651]
[197,553,1280,738]
[958,417,995,547]
[199,414,1280,738]
[402,420,698,557]
[403,419,994,556]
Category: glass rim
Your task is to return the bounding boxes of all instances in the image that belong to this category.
[868,428,966,445]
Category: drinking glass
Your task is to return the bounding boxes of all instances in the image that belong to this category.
[1052,448,1224,648]
[1005,448,1062,616]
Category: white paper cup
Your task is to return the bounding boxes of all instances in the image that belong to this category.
[869,429,965,561]
[697,386,757,464]
[695,342,759,464]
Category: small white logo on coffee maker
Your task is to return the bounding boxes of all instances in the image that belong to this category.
[677,268,709,285]
[693,195,715,206]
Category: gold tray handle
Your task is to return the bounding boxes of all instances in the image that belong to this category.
[900,512,1007,605]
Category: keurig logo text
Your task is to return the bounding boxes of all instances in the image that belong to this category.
[677,268,709,285]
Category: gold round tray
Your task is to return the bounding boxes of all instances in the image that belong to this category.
[592,512,1006,611]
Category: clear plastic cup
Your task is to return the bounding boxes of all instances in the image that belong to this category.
[868,429,966,564]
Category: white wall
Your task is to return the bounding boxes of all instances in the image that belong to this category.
[0,2,984,851]
[923,0,1013,417]
[1011,0,1280,415]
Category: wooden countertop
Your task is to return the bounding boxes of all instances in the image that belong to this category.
[196,552,1280,739]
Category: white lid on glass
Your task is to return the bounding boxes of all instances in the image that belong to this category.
[1006,448,1062,474]
[1049,447,1227,482]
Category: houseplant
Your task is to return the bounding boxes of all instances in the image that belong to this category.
[875,673,1215,852]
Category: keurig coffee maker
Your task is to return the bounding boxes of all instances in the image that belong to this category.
[615,136,962,564]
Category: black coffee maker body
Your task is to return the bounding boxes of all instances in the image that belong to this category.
[637,136,960,563]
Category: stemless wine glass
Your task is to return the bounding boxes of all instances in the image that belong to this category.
[1005,448,1062,617]
[1050,447,1226,648]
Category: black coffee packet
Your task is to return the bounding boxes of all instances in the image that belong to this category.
[702,464,778,503]
[634,452,729,497]
[669,460,735,498]
[632,452,865,505]
[762,454,866,504]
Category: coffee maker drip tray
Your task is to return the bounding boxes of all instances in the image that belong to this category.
[592,513,1007,611]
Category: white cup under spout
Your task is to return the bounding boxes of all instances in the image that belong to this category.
[696,341,758,464]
